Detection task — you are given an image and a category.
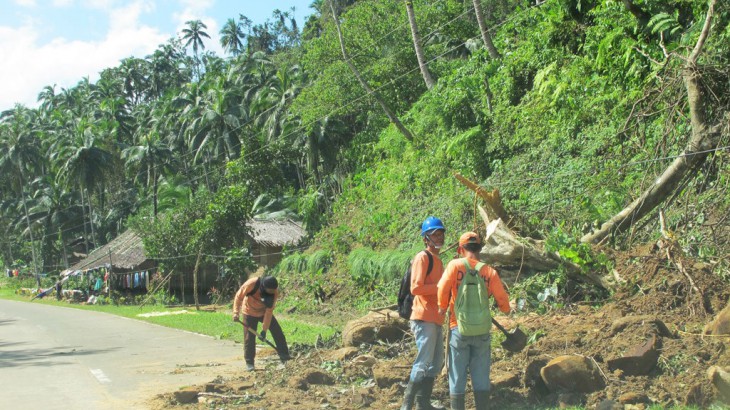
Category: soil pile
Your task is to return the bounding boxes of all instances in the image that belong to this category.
[149,242,729,409]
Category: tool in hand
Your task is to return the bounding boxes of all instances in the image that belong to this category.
[491,318,527,352]
[234,318,287,363]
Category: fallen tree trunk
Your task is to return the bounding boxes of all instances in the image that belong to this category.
[582,0,721,245]
[477,206,610,289]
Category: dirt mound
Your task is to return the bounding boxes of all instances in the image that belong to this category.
[149,243,730,409]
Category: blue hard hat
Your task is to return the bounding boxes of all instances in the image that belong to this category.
[421,216,445,236]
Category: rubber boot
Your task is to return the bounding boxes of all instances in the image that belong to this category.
[400,380,422,410]
[415,377,445,410]
[449,394,465,410]
[474,390,490,410]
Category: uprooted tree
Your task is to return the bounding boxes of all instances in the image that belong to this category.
[582,0,725,244]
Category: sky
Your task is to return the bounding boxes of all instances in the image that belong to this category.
[0,0,314,112]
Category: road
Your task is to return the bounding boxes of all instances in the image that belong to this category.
[0,299,245,410]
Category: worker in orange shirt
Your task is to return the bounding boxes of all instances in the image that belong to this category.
[232,276,290,371]
[437,232,510,410]
[401,216,447,410]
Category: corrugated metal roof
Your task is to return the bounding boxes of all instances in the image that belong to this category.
[247,219,306,247]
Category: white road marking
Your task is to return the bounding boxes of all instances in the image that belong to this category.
[90,368,111,384]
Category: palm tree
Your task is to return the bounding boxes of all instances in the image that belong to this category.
[181,20,211,79]
[54,119,114,252]
[122,130,175,218]
[472,0,501,59]
[220,18,245,56]
[187,77,243,163]
[404,0,435,89]
[0,106,43,274]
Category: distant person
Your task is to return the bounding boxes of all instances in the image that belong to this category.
[232,275,290,371]
[437,232,510,410]
[55,279,63,301]
[401,216,447,410]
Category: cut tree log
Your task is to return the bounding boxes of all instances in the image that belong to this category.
[477,206,610,289]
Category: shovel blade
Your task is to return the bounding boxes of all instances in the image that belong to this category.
[500,327,527,352]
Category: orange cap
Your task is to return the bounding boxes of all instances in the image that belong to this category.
[458,231,481,246]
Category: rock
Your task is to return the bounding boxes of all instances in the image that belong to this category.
[607,335,661,376]
[204,383,225,393]
[351,354,377,368]
[288,376,308,391]
[329,346,359,362]
[609,315,674,338]
[618,392,649,404]
[492,371,520,389]
[540,355,605,393]
[372,365,404,388]
[704,302,730,335]
[352,387,376,407]
[173,388,199,404]
[306,369,336,385]
[595,399,622,410]
[524,356,551,395]
[708,365,730,403]
[342,309,409,347]
[228,381,254,393]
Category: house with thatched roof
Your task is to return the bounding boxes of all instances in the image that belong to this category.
[63,219,305,295]
[248,219,306,267]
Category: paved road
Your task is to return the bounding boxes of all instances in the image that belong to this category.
[0,299,246,409]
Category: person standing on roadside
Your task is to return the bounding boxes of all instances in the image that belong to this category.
[437,232,510,410]
[232,275,291,371]
[401,216,447,410]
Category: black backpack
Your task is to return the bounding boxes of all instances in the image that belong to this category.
[397,251,434,320]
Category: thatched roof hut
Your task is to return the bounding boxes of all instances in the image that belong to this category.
[247,219,306,267]
[67,230,149,272]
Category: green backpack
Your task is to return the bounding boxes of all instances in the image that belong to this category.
[455,258,491,336]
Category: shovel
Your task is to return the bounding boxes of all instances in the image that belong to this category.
[234,319,287,363]
[492,318,527,352]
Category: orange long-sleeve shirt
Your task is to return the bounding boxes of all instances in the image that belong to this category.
[437,257,510,330]
[232,277,279,331]
[410,250,446,324]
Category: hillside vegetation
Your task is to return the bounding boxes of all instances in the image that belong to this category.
[0,0,727,316]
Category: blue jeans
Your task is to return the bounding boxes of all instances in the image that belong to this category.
[409,320,444,381]
[448,328,491,395]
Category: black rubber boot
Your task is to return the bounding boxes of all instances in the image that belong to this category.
[449,394,465,410]
[400,380,422,410]
[474,390,490,410]
[415,377,445,410]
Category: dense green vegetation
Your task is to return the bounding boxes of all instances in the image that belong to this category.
[1,0,727,315]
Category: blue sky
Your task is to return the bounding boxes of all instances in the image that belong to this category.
[0,0,314,112]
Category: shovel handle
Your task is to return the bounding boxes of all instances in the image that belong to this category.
[235,319,280,352]
[491,317,509,335]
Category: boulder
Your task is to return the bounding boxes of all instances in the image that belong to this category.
[609,316,674,338]
[704,302,730,335]
[173,388,199,404]
[342,309,408,347]
[708,365,730,403]
[540,355,605,393]
[328,346,359,362]
[607,335,661,376]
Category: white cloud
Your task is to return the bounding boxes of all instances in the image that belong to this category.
[14,0,37,7]
[0,0,168,111]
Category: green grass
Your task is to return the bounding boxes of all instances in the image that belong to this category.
[0,279,337,345]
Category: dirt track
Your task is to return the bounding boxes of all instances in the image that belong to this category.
[149,242,730,409]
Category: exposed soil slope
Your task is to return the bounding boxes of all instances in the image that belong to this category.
[149,242,729,409]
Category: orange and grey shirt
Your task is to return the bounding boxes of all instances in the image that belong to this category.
[437,257,510,330]
[410,250,445,324]
[233,277,279,331]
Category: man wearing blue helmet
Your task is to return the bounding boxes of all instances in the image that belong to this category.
[401,216,447,410]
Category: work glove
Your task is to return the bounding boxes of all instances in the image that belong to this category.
[258,330,267,341]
